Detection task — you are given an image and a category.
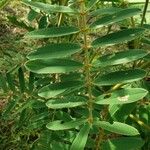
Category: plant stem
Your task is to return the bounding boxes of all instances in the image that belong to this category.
[79,0,93,124]
[129,114,150,131]
[95,128,105,150]
[141,0,149,26]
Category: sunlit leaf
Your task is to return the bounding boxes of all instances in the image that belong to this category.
[27,43,81,60]
[25,58,83,74]
[46,96,87,109]
[38,80,83,99]
[46,118,86,130]
[87,0,98,11]
[70,124,90,150]
[25,26,79,39]
[22,0,78,14]
[95,88,148,105]
[94,121,139,136]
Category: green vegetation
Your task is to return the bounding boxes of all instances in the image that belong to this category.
[0,0,150,149]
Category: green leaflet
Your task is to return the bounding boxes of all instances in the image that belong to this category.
[27,43,81,60]
[6,73,16,92]
[60,72,82,81]
[22,0,78,14]
[90,7,122,17]
[46,118,86,130]
[109,104,122,119]
[95,88,148,105]
[94,121,139,136]
[46,96,87,109]
[94,69,146,86]
[87,0,98,11]
[90,8,141,29]
[70,124,90,150]
[25,58,83,74]
[93,49,148,68]
[102,137,144,150]
[25,26,79,39]
[38,80,83,99]
[92,28,145,47]
[18,67,25,93]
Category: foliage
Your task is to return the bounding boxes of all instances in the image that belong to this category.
[0,0,150,150]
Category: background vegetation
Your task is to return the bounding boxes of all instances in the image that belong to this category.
[0,0,150,150]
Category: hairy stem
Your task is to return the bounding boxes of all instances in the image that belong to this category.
[79,0,93,124]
